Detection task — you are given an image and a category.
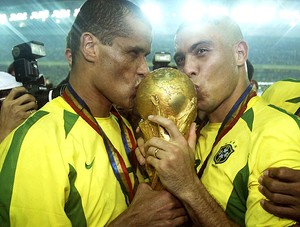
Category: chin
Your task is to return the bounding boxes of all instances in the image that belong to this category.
[197,101,208,113]
[118,102,133,112]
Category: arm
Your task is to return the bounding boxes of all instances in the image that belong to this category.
[143,115,238,226]
[259,167,300,223]
[0,87,37,142]
[109,183,189,226]
[120,134,189,226]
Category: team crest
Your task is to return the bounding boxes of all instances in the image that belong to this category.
[214,143,235,164]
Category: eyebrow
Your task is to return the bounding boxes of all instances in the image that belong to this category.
[188,40,212,53]
[174,40,213,60]
[127,45,150,55]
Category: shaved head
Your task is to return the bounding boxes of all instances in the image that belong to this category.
[176,15,243,47]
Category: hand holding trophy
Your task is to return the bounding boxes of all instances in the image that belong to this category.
[136,67,197,190]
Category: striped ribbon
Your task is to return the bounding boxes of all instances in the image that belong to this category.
[62,83,137,204]
[198,85,257,178]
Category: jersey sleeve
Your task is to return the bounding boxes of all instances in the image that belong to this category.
[246,114,300,226]
[0,111,72,226]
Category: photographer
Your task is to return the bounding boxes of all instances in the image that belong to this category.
[0,71,37,143]
[11,40,67,109]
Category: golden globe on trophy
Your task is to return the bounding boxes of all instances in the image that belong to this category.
[136,67,197,190]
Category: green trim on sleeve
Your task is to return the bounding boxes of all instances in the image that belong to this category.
[286,96,300,104]
[269,104,300,128]
[65,164,87,227]
[225,163,249,227]
[282,78,300,83]
[241,108,254,132]
[0,111,49,226]
[63,110,79,138]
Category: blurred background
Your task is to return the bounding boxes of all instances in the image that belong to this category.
[0,0,300,94]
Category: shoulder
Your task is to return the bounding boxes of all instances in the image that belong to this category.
[10,97,82,143]
[261,79,300,102]
[251,96,299,125]
[262,78,300,98]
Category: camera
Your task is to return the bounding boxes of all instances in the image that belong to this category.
[12,41,66,109]
[152,52,172,70]
[12,40,46,84]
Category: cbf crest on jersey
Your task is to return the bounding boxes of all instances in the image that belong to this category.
[214,143,235,164]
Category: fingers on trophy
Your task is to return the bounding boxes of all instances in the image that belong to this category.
[136,67,197,190]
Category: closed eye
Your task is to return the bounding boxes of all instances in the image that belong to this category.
[128,47,150,59]
[129,50,139,57]
[174,54,185,68]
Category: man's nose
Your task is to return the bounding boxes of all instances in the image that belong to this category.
[138,57,150,78]
[183,55,198,78]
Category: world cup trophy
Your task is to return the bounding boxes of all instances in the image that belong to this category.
[136,67,197,190]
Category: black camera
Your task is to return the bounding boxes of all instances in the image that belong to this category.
[12,40,46,84]
[152,52,172,70]
[12,41,66,109]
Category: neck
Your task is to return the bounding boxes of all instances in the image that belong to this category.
[208,82,250,123]
[68,74,112,118]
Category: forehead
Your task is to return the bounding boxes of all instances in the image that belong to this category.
[122,16,152,48]
[175,24,222,51]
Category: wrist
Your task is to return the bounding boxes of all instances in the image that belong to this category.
[176,175,201,203]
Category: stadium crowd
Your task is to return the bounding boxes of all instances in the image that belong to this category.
[0,32,300,86]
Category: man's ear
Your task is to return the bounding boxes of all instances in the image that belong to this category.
[80,32,97,62]
[236,41,248,66]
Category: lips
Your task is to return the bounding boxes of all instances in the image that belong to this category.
[195,86,205,103]
[130,87,138,104]
[195,85,201,96]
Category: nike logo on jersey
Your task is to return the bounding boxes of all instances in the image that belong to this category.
[85,158,95,169]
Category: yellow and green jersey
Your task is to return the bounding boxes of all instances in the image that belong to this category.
[195,96,300,226]
[262,78,300,116]
[0,96,141,226]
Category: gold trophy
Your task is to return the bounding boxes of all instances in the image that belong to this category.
[136,67,197,190]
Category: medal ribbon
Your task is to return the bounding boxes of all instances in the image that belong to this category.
[62,83,137,204]
[198,85,256,178]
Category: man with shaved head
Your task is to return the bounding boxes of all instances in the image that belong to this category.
[139,15,300,226]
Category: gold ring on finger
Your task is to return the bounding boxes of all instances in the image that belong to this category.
[154,148,159,159]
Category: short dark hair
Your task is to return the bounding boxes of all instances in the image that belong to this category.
[70,0,150,64]
[66,30,71,49]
